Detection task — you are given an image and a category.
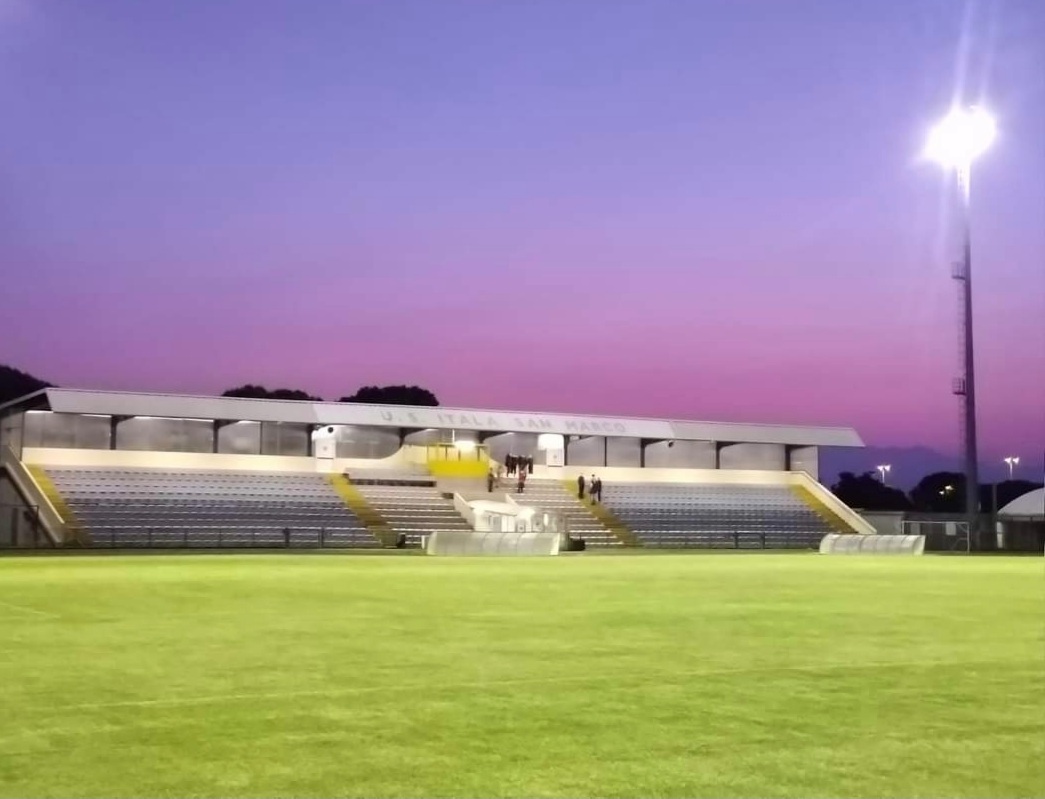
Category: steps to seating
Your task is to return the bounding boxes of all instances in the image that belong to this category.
[511,479,623,547]
[328,475,397,547]
[350,480,473,547]
[43,467,380,549]
[560,480,639,546]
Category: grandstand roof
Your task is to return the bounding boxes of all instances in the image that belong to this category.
[2,388,864,447]
[998,488,1044,519]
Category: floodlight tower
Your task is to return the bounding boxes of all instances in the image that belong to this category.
[1003,456,1019,481]
[925,106,997,549]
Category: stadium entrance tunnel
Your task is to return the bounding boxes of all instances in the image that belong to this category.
[819,534,926,555]
[425,530,560,556]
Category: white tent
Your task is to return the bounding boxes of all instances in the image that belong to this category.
[998,488,1045,519]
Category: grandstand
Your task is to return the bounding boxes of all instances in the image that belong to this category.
[0,388,873,549]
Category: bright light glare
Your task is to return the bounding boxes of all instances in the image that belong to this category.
[925,106,997,168]
[453,439,476,451]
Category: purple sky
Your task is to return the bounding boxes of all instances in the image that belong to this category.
[2,0,1043,470]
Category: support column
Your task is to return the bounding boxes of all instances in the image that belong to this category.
[639,439,647,468]
[603,436,608,467]
[109,416,130,450]
[714,442,736,470]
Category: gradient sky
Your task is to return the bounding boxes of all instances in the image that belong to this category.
[2,0,1043,470]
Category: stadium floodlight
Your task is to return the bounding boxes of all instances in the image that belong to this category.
[925,105,997,550]
[925,106,997,173]
[1003,456,1019,481]
[876,464,891,484]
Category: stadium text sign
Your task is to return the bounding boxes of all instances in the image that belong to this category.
[374,408,631,436]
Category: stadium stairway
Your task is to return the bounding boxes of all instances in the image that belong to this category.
[328,475,397,547]
[560,480,639,546]
[348,477,474,547]
[514,479,625,547]
[26,464,87,546]
[789,484,853,533]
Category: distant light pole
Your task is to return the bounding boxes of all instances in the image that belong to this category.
[925,105,997,549]
[1003,456,1019,481]
[876,464,891,485]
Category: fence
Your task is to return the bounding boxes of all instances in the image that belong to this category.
[902,520,971,553]
[631,531,824,550]
[79,526,379,549]
[0,502,51,549]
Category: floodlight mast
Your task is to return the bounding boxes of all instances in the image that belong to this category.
[925,106,997,550]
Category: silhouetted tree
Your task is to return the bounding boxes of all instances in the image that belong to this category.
[340,385,439,406]
[222,385,322,401]
[831,471,912,511]
[0,365,52,405]
[909,472,965,513]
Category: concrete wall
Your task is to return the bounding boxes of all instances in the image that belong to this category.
[535,464,796,485]
[23,412,109,450]
[606,437,642,468]
[719,443,786,471]
[788,446,819,480]
[484,432,538,462]
[21,447,411,474]
[566,436,604,467]
[644,440,716,469]
[859,511,906,535]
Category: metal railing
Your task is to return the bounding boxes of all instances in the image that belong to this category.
[84,526,381,549]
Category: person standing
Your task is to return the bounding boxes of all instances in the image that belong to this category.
[517,469,527,494]
[594,476,603,504]
[590,474,598,504]
[577,474,586,500]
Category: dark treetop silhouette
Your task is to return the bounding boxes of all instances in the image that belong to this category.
[0,365,51,406]
[830,472,913,511]
[339,385,439,406]
[221,385,322,402]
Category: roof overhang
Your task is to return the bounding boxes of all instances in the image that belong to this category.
[4,388,865,448]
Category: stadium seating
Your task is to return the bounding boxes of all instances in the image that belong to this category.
[600,482,834,549]
[44,467,379,548]
[349,479,472,547]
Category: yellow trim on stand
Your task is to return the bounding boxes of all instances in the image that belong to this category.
[327,474,396,547]
[26,465,86,546]
[791,484,853,532]
[425,443,490,478]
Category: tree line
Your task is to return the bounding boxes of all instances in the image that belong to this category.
[1,363,1039,512]
[830,470,1041,514]
[0,364,439,408]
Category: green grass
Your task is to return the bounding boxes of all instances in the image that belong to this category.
[0,553,1042,798]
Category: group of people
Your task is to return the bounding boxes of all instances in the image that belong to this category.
[486,464,529,494]
[482,458,603,501]
[504,454,533,475]
[578,474,604,504]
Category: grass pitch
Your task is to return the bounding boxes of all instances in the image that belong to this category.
[0,553,1042,798]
